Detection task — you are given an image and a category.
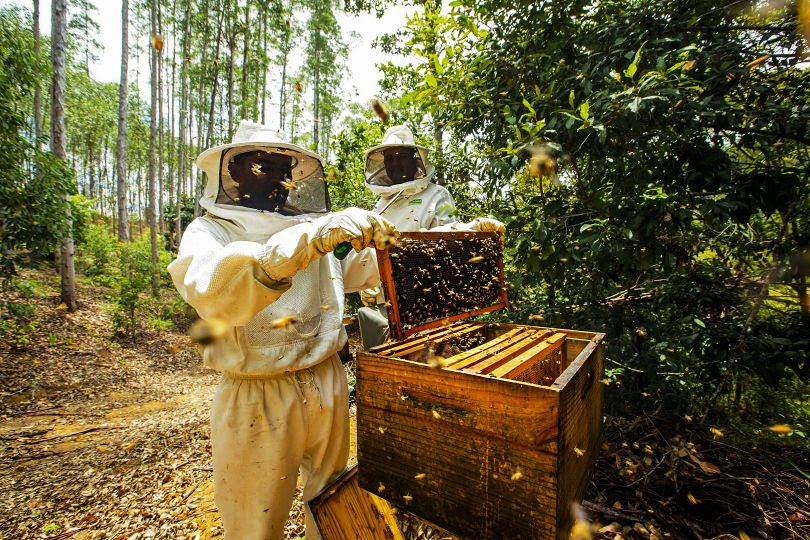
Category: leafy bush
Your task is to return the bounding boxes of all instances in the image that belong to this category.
[0,7,74,281]
[76,223,118,283]
[111,233,173,335]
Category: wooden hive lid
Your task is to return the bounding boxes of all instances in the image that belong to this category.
[376,231,508,340]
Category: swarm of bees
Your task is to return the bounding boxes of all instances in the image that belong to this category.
[388,236,503,332]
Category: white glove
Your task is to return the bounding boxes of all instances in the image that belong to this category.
[258,208,398,281]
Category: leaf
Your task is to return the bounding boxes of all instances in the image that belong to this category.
[694,318,706,328]
[522,98,535,116]
[624,44,643,78]
[425,73,437,88]
[569,89,575,108]
[689,454,721,475]
[579,101,590,121]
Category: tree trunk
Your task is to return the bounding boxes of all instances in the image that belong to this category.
[260,4,267,124]
[279,22,290,132]
[33,0,42,145]
[51,0,76,311]
[176,0,191,247]
[148,0,160,296]
[87,141,96,199]
[205,4,226,147]
[240,3,250,120]
[226,0,235,137]
[313,33,321,151]
[116,0,130,241]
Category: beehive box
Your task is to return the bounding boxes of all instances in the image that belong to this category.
[356,231,605,539]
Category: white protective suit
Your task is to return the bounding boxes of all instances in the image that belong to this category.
[357,125,505,349]
[168,121,392,539]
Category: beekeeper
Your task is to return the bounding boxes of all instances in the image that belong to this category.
[168,120,396,540]
[358,124,504,349]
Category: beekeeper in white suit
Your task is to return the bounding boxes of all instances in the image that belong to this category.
[358,124,504,349]
[168,120,397,540]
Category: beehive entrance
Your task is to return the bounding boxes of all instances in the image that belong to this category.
[377,231,507,340]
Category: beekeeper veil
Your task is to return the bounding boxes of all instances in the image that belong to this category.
[196,121,329,224]
[364,125,434,197]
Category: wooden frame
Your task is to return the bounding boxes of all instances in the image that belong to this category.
[376,231,508,341]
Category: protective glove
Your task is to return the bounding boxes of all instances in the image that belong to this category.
[313,207,399,254]
[360,287,383,306]
[258,208,398,281]
[467,217,506,234]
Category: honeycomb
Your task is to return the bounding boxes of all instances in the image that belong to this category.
[386,233,504,333]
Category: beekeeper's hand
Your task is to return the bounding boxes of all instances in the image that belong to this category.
[258,208,398,282]
[314,208,399,254]
[467,217,506,234]
[360,287,382,306]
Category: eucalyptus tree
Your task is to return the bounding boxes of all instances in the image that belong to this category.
[32,0,42,145]
[147,0,160,294]
[116,0,130,240]
[303,0,346,155]
[51,0,77,310]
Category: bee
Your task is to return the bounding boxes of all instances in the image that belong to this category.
[371,98,389,123]
[468,255,485,263]
[511,470,523,481]
[414,473,426,480]
[270,315,298,329]
[189,318,229,345]
[281,180,298,191]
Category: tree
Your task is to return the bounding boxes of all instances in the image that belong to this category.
[32,0,42,145]
[0,7,72,282]
[116,0,130,241]
[384,0,809,411]
[147,0,159,295]
[51,0,77,310]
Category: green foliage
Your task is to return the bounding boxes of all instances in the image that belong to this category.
[110,233,173,335]
[162,195,196,251]
[0,7,74,281]
[385,0,810,416]
[328,107,384,210]
[76,222,119,283]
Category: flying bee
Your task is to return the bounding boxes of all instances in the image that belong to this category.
[270,315,298,329]
[189,318,229,345]
[281,180,298,191]
[468,255,484,263]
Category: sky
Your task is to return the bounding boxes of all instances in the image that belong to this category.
[2,0,418,134]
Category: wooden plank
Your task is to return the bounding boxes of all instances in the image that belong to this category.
[489,333,566,379]
[308,465,403,540]
[465,330,551,374]
[375,323,476,356]
[444,327,526,369]
[403,302,507,338]
[357,351,561,539]
[393,323,486,358]
[554,334,605,538]
[376,244,405,340]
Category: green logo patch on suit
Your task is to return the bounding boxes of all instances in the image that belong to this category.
[408,199,422,205]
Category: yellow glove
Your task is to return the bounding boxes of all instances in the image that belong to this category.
[258,208,399,282]
[312,207,399,254]
[360,287,383,306]
[468,217,506,234]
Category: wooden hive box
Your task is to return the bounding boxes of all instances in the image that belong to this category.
[356,231,605,539]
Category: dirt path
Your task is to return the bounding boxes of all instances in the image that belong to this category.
[0,269,343,539]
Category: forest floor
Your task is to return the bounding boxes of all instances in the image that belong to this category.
[1,268,807,540]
